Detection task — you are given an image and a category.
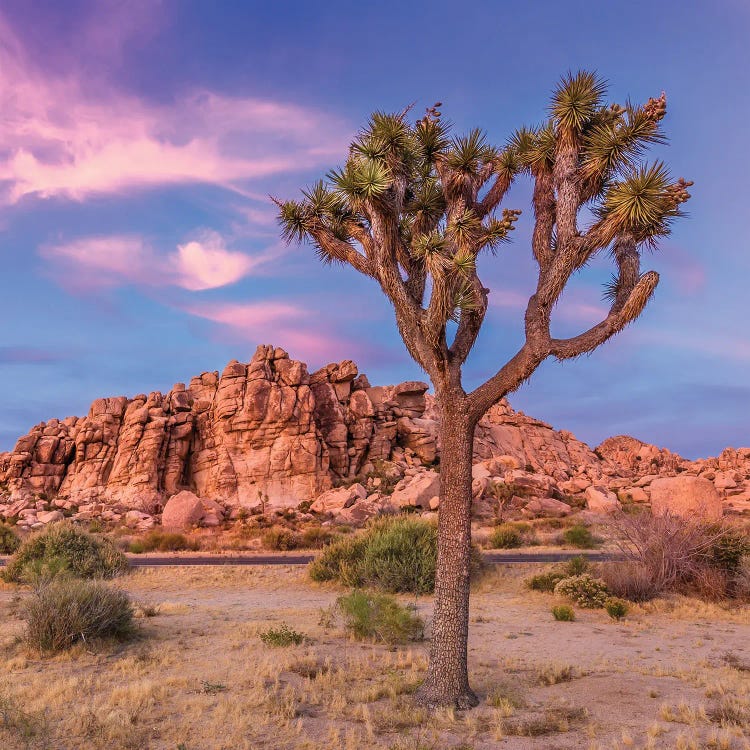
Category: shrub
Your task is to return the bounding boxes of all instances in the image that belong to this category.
[259,622,305,647]
[310,516,475,594]
[599,561,658,602]
[708,527,750,573]
[604,597,629,620]
[608,512,745,599]
[552,605,575,621]
[23,579,134,652]
[128,530,199,553]
[526,556,589,592]
[261,526,300,551]
[299,526,336,549]
[0,523,20,554]
[554,574,609,608]
[337,590,424,644]
[488,524,523,549]
[562,524,597,549]
[3,523,128,583]
[734,556,750,600]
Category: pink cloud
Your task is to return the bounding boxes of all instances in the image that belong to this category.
[41,231,269,292]
[182,300,356,364]
[0,15,351,205]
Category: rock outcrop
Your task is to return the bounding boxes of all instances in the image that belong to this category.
[1,345,748,530]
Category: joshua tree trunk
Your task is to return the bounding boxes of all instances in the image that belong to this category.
[416,393,479,708]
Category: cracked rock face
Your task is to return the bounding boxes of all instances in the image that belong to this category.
[1,345,748,522]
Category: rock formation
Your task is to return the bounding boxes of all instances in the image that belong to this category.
[1,345,748,530]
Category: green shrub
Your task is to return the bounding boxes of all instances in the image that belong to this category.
[310,516,440,594]
[0,523,21,554]
[604,597,629,620]
[337,590,423,644]
[562,524,597,549]
[261,526,300,551]
[128,530,199,553]
[526,556,589,592]
[488,524,523,549]
[23,579,134,652]
[554,574,609,608]
[299,526,336,549]
[3,523,128,583]
[258,622,305,647]
[552,605,575,622]
[565,555,589,575]
[527,570,567,592]
[708,528,750,573]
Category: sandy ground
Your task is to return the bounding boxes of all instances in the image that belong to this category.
[0,564,748,750]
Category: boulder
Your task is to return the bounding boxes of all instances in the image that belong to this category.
[36,510,64,524]
[585,485,621,513]
[310,483,367,514]
[390,470,440,508]
[522,497,572,518]
[649,476,723,520]
[161,490,205,530]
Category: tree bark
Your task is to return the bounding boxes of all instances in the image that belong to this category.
[415,396,479,709]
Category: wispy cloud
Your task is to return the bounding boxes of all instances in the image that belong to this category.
[41,231,272,292]
[0,14,351,205]
[182,300,357,364]
[0,346,67,365]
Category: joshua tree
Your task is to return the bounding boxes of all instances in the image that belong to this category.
[276,71,691,708]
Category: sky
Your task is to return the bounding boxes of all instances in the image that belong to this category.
[0,0,748,459]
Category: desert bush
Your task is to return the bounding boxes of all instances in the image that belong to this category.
[128,530,199,553]
[554,574,609,608]
[598,561,659,602]
[258,622,305,647]
[488,523,523,549]
[733,556,750,600]
[336,590,423,644]
[526,556,589,592]
[561,524,597,549]
[261,526,300,551]
[23,579,134,652]
[608,512,746,600]
[311,516,441,594]
[604,597,629,620]
[552,605,575,622]
[3,523,128,583]
[299,525,336,549]
[708,527,750,573]
[0,523,20,554]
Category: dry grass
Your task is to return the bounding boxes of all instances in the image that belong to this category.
[0,563,747,749]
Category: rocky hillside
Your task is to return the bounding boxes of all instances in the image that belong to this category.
[1,345,748,532]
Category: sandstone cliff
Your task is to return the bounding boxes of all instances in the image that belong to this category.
[1,345,748,530]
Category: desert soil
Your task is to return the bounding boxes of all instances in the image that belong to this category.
[1,565,748,750]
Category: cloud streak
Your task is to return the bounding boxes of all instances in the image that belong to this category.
[0,14,351,205]
[41,231,271,292]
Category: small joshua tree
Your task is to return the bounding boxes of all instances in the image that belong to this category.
[276,71,691,708]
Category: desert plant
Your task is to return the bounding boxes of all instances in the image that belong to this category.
[552,605,575,622]
[608,512,742,599]
[23,578,134,652]
[526,556,589,592]
[488,523,523,549]
[259,622,305,647]
[561,524,597,549]
[299,525,336,549]
[278,71,691,707]
[554,574,609,608]
[261,526,300,551]
[598,560,658,602]
[337,590,424,644]
[128,530,199,554]
[310,516,445,594]
[0,523,20,554]
[604,597,629,620]
[3,523,128,583]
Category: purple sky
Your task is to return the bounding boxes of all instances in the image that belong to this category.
[1,0,748,459]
